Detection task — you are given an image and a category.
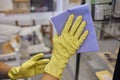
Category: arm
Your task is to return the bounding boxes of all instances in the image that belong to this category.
[42,14,89,80]
[0,62,11,79]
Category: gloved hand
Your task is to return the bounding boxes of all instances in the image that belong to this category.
[45,14,89,79]
[8,53,49,79]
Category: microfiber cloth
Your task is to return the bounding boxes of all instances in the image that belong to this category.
[51,4,99,53]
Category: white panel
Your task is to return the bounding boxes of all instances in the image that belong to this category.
[0,0,13,11]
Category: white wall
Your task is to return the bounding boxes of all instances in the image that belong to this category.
[0,0,13,11]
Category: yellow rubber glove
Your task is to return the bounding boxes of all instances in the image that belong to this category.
[45,14,89,79]
[8,53,49,79]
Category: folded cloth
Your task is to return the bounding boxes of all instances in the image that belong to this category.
[51,4,99,53]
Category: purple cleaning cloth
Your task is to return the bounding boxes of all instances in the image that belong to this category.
[51,4,99,53]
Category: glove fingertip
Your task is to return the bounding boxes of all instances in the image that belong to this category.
[37,59,50,65]
[84,30,89,36]
[70,14,74,18]
[39,53,44,56]
[32,53,44,60]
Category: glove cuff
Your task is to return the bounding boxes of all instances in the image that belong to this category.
[44,58,68,79]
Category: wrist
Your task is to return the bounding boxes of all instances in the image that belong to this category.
[45,55,69,79]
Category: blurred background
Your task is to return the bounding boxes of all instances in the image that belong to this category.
[0,0,119,80]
